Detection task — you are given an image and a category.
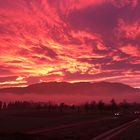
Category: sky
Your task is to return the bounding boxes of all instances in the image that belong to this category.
[0,0,140,88]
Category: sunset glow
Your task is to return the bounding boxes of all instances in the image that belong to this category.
[0,0,140,88]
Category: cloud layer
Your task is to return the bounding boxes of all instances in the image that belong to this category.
[0,0,140,88]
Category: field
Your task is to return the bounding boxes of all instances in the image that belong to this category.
[0,109,139,140]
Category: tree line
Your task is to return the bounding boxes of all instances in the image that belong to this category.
[0,99,140,113]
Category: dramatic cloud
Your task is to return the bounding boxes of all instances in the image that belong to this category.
[0,0,140,88]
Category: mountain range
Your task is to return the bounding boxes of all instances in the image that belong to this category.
[0,82,139,103]
[0,81,139,95]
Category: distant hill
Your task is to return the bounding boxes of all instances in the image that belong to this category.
[0,82,140,103]
[0,81,139,95]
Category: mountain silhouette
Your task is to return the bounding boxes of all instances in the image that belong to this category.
[0,81,139,95]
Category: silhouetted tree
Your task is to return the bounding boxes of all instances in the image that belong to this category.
[110,99,117,113]
[2,102,7,109]
[59,102,65,112]
[132,102,140,111]
[97,100,105,113]
[47,101,53,112]
[2,99,140,115]
[90,101,96,111]
[84,102,90,113]
[120,100,129,113]
[0,101,2,110]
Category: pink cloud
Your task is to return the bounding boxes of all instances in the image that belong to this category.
[0,0,140,88]
[119,44,140,57]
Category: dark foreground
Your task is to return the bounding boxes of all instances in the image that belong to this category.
[0,109,140,140]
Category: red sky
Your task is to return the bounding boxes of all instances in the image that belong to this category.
[0,0,140,88]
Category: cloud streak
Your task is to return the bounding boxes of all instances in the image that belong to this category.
[0,0,140,88]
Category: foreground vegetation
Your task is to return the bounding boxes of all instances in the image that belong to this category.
[0,99,140,113]
[0,100,140,140]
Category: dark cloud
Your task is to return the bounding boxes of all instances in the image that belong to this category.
[103,61,140,70]
[0,76,17,82]
[67,1,140,47]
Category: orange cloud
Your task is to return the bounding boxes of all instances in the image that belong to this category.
[119,44,140,57]
[0,0,140,88]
